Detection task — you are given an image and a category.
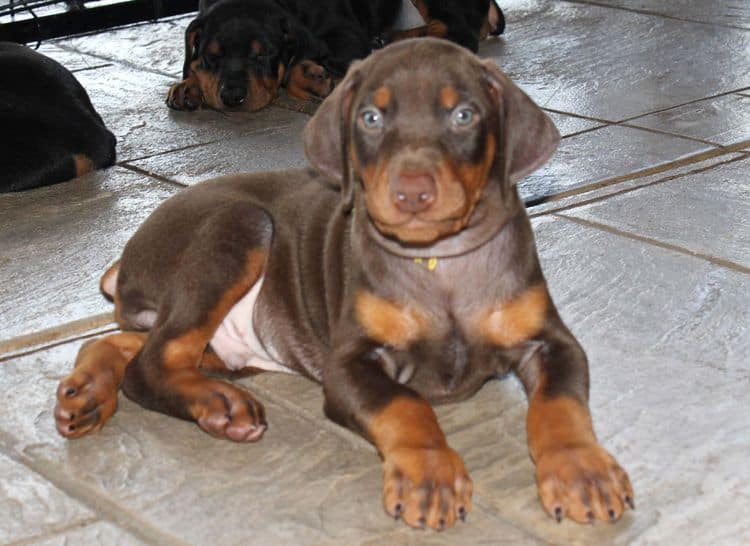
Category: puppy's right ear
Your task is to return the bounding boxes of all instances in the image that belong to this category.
[303,62,363,210]
[182,17,203,78]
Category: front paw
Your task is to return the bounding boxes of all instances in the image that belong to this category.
[382,446,472,530]
[535,444,634,524]
[166,80,203,111]
[286,61,333,101]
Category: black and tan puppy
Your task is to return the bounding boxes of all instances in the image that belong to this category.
[0,42,116,192]
[57,39,632,530]
[166,0,505,113]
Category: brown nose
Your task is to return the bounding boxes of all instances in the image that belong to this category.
[390,171,437,213]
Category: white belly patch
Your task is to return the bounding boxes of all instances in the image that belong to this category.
[210,276,294,374]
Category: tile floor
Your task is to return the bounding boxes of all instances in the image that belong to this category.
[1,1,749,544]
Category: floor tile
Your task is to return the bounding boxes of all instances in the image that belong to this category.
[0,452,93,545]
[563,156,750,269]
[451,214,750,545]
[628,93,750,147]
[591,0,750,29]
[517,124,709,203]
[479,1,750,119]
[0,167,177,346]
[2,342,528,546]
[71,63,306,163]
[127,113,310,185]
[54,15,194,77]
[27,522,146,546]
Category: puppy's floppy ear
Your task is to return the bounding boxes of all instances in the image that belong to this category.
[182,17,203,78]
[303,61,363,210]
[481,60,560,184]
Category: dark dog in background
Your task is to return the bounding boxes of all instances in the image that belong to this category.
[0,42,116,192]
[166,0,504,113]
[58,39,632,530]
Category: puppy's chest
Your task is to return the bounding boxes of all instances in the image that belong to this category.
[355,269,549,400]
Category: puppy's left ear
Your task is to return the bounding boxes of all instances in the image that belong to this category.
[303,62,363,210]
[481,60,560,184]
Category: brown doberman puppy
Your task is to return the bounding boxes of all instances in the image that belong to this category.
[55,38,633,530]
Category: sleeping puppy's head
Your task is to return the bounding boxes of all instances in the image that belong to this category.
[304,38,559,255]
[180,0,301,112]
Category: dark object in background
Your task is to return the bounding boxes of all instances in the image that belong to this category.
[0,42,116,192]
[166,0,505,114]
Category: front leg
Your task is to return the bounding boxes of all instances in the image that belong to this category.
[323,351,471,530]
[514,313,634,523]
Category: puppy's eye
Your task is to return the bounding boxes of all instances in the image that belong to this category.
[360,108,384,130]
[451,106,476,127]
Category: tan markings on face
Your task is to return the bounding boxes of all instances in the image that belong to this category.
[355,290,429,349]
[454,131,496,204]
[373,86,391,110]
[73,154,94,177]
[367,395,446,454]
[477,283,548,348]
[189,59,221,109]
[440,86,460,110]
[353,131,495,244]
[162,250,266,370]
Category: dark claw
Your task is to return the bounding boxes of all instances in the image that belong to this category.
[418,516,426,529]
[625,496,635,510]
[438,518,445,531]
[458,506,467,522]
[393,503,402,519]
[554,506,563,522]
[608,509,616,522]
[586,511,594,523]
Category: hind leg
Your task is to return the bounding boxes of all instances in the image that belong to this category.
[122,204,272,442]
[55,331,146,438]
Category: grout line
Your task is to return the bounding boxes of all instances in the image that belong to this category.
[522,145,735,208]
[542,107,613,125]
[119,163,188,189]
[117,116,297,165]
[0,431,190,546]
[554,213,750,274]
[0,327,118,363]
[0,313,115,359]
[616,88,750,124]
[529,153,750,218]
[559,0,750,31]
[70,63,113,73]
[617,122,721,147]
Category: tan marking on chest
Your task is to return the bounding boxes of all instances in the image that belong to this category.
[355,291,429,349]
[477,283,548,347]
